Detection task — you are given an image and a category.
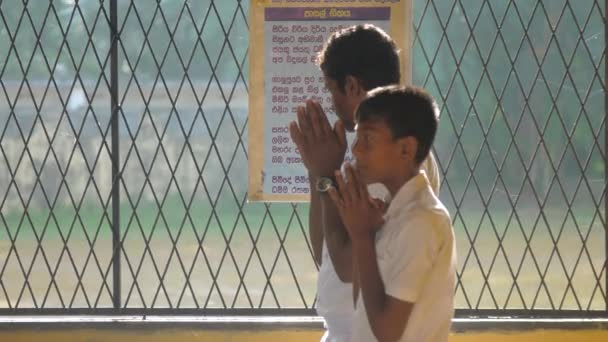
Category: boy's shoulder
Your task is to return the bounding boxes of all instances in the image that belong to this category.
[380,185,451,243]
[391,181,450,223]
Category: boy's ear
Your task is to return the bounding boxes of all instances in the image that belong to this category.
[345,75,365,97]
[400,136,418,161]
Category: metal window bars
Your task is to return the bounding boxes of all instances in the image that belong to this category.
[0,0,605,318]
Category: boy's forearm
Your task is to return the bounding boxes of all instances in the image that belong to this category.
[308,174,323,266]
[354,238,386,316]
[354,238,404,342]
[320,194,353,282]
[352,251,360,305]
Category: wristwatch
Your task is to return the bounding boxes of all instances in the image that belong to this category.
[316,176,336,193]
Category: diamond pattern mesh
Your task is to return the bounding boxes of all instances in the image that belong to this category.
[0,0,605,315]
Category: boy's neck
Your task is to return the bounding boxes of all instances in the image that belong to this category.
[384,166,421,197]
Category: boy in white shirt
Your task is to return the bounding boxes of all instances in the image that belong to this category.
[328,85,456,342]
[289,24,441,342]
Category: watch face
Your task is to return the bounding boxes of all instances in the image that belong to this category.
[317,177,334,192]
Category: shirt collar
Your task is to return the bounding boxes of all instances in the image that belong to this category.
[385,170,429,219]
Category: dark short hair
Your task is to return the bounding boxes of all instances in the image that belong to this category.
[317,24,400,91]
[356,85,439,163]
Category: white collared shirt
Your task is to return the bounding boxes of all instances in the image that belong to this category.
[316,154,441,342]
[352,171,456,342]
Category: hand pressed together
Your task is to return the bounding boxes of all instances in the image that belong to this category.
[327,163,386,241]
[289,100,347,177]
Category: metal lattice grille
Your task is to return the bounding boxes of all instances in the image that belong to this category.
[412,0,606,312]
[0,0,606,316]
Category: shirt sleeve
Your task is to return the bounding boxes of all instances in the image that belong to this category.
[384,213,446,303]
[421,152,441,196]
[367,183,390,202]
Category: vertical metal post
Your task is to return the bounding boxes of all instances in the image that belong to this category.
[110,0,121,311]
[604,0,608,313]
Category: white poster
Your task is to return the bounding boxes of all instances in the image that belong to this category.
[249,1,411,202]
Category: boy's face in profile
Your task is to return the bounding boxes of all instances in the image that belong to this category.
[352,118,407,185]
[323,74,358,132]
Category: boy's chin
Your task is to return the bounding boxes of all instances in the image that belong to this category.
[357,172,375,185]
[351,161,374,184]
